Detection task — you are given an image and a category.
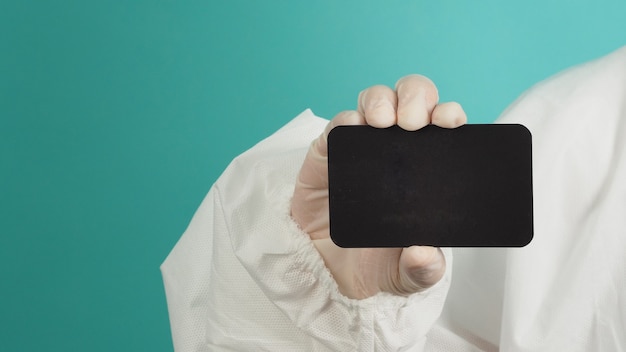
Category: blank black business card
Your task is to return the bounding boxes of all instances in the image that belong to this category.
[328,124,533,247]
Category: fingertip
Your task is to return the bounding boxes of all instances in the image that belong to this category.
[364,101,396,128]
[395,75,440,131]
[401,246,443,268]
[395,74,440,108]
[324,110,366,138]
[358,85,398,128]
[396,106,429,131]
[432,102,467,128]
[398,246,446,292]
[332,110,368,127]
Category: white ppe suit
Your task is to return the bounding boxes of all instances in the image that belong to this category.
[161,47,626,351]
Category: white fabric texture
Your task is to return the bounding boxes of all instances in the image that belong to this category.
[438,46,626,351]
[496,46,626,351]
[161,112,452,351]
[162,46,626,351]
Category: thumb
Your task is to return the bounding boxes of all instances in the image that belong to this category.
[396,246,447,294]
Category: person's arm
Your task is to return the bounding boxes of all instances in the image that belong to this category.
[162,75,467,351]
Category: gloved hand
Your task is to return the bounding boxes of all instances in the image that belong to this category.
[291,75,467,299]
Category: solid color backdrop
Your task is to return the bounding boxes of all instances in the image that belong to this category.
[1,0,624,350]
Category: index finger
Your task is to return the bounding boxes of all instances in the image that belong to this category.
[357,85,398,128]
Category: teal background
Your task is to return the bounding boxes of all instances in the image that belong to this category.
[1,0,624,350]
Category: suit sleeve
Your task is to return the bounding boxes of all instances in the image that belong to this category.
[161,109,453,351]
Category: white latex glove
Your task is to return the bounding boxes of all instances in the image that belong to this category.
[291,75,467,299]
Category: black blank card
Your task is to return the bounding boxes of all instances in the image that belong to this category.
[327,124,533,247]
